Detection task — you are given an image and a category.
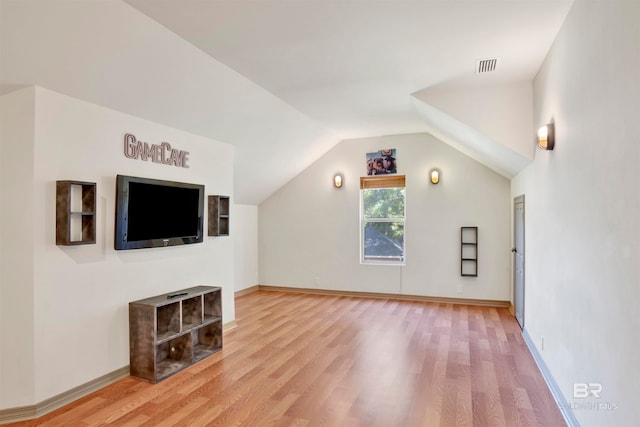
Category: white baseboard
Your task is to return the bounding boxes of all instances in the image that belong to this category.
[0,319,239,425]
[223,319,238,332]
[0,366,130,425]
[522,328,580,427]
[247,285,511,308]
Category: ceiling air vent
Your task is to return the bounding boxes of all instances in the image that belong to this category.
[476,57,499,74]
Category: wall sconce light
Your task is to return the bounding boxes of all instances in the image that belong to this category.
[333,173,344,188]
[430,168,440,185]
[537,122,555,150]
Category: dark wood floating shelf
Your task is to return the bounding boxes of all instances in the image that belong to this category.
[56,180,96,245]
[208,195,230,236]
[460,226,478,277]
[129,286,222,383]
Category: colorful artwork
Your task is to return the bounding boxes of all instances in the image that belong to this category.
[366,148,397,175]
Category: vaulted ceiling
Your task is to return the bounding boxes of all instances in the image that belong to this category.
[126,0,572,139]
[1,0,574,203]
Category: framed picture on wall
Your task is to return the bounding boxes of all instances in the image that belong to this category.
[366,148,397,175]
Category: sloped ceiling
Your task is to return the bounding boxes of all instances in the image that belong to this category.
[1,0,574,204]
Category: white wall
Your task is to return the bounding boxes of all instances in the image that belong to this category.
[260,133,511,300]
[0,86,235,408]
[417,81,535,161]
[0,87,36,408]
[0,0,337,205]
[233,204,259,292]
[512,1,640,425]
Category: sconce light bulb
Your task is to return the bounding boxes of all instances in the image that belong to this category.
[537,123,554,150]
[430,169,440,184]
[538,125,548,140]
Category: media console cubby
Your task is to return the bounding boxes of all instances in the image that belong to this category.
[129,286,222,383]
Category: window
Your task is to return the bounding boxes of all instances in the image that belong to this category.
[360,175,406,264]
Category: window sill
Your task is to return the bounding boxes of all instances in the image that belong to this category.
[361,257,405,266]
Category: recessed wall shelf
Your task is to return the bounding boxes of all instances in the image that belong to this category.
[129,286,222,383]
[208,195,230,236]
[461,226,478,277]
[56,180,96,245]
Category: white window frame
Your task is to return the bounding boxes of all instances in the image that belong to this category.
[359,175,406,266]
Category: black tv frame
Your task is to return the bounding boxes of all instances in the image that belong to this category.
[114,175,204,250]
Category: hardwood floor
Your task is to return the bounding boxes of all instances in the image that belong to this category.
[7,290,566,426]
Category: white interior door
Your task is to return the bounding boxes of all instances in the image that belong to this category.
[514,195,525,328]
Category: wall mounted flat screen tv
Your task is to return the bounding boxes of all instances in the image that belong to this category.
[115,175,204,250]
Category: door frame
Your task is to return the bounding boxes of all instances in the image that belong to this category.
[513,195,525,329]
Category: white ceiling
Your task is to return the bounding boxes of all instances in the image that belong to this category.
[1,0,574,204]
[125,0,574,139]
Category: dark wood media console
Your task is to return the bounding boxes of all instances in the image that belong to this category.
[129,286,222,383]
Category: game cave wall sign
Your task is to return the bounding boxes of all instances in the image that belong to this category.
[124,133,190,168]
[118,132,232,242]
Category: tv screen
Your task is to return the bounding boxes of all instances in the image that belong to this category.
[115,175,204,250]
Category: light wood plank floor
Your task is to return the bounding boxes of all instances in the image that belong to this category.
[8,290,566,426]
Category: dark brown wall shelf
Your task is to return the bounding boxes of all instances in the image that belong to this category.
[461,226,478,277]
[56,180,96,245]
[129,286,222,383]
[208,195,230,236]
